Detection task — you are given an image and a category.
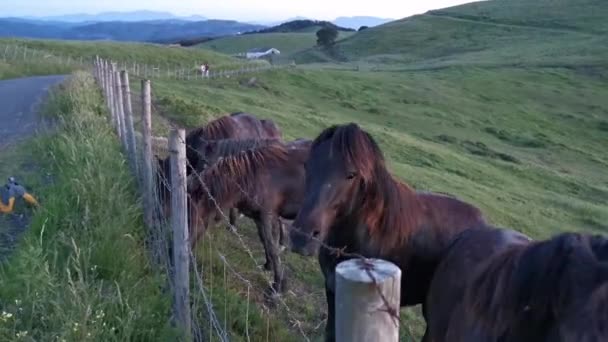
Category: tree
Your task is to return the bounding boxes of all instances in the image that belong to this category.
[316,27,339,47]
[358,26,369,31]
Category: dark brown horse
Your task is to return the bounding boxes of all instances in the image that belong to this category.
[185,112,282,174]
[188,141,309,296]
[289,123,487,341]
[187,137,311,234]
[156,112,282,221]
[425,229,608,341]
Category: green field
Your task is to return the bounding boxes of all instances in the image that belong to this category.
[198,31,355,56]
[1,0,607,340]
[295,0,608,68]
[0,38,266,78]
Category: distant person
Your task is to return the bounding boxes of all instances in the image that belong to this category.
[0,177,39,214]
[200,63,206,77]
[204,63,210,78]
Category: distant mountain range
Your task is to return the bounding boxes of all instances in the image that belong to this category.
[252,16,393,29]
[22,10,207,23]
[0,11,394,43]
[0,17,264,43]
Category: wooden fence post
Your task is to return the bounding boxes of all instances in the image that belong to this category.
[169,129,192,341]
[335,258,401,342]
[141,80,154,232]
[113,67,127,145]
[120,70,138,175]
[107,63,118,129]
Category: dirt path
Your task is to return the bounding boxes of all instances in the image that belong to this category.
[0,74,66,260]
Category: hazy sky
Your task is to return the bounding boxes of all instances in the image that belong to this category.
[2,0,476,21]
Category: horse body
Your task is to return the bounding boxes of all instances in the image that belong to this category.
[185,112,283,175]
[189,142,308,295]
[425,230,608,342]
[289,123,487,341]
[157,112,283,224]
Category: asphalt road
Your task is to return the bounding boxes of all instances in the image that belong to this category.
[0,74,65,260]
[0,75,66,147]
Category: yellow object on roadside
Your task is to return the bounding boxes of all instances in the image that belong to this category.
[22,193,39,207]
[1,177,39,214]
[0,197,15,214]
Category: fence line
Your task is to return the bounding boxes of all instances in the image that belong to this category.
[93,55,403,342]
[2,43,296,83]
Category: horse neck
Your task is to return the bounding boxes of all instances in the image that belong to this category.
[200,172,243,214]
[349,168,424,255]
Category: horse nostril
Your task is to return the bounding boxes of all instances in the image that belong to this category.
[312,231,320,239]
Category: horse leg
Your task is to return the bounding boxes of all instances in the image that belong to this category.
[255,218,273,271]
[277,218,290,251]
[258,214,285,298]
[324,285,336,342]
[228,207,238,230]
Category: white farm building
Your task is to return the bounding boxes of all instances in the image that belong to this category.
[245,47,281,59]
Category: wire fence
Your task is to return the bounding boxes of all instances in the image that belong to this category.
[1,43,295,82]
[92,55,406,341]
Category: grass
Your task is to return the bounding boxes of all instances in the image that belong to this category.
[198,31,355,56]
[0,72,176,341]
[0,38,268,76]
[1,0,606,340]
[150,60,608,339]
[294,0,608,68]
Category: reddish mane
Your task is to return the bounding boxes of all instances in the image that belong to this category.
[188,142,288,209]
[312,124,422,251]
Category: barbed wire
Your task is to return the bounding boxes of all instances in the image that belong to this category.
[93,57,414,341]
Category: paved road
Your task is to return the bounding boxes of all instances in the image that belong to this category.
[0,75,66,147]
[0,75,65,260]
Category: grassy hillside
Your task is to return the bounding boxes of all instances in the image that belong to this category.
[0,38,256,70]
[150,64,608,339]
[430,0,608,33]
[2,0,606,340]
[0,73,175,340]
[198,31,355,56]
[295,0,608,67]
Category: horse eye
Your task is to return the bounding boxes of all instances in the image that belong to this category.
[346,171,357,180]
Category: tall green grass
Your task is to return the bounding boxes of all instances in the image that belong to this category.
[0,72,176,341]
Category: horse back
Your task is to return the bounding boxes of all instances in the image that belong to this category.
[230,112,282,140]
[426,227,530,341]
[417,192,486,242]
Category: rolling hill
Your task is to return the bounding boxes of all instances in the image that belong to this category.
[2,0,607,341]
[197,31,355,56]
[197,19,356,56]
[0,18,264,42]
[295,0,608,68]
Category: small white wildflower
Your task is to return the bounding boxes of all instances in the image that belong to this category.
[14,299,22,306]
[16,330,28,338]
[87,332,91,337]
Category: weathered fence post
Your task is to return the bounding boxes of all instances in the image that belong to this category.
[335,258,401,342]
[114,68,128,148]
[107,63,118,129]
[120,70,138,175]
[169,129,192,341]
[141,80,154,233]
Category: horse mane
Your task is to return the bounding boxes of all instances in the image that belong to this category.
[313,123,422,251]
[188,143,289,210]
[187,115,237,141]
[466,232,608,337]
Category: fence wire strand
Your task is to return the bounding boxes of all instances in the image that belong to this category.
[93,55,408,342]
